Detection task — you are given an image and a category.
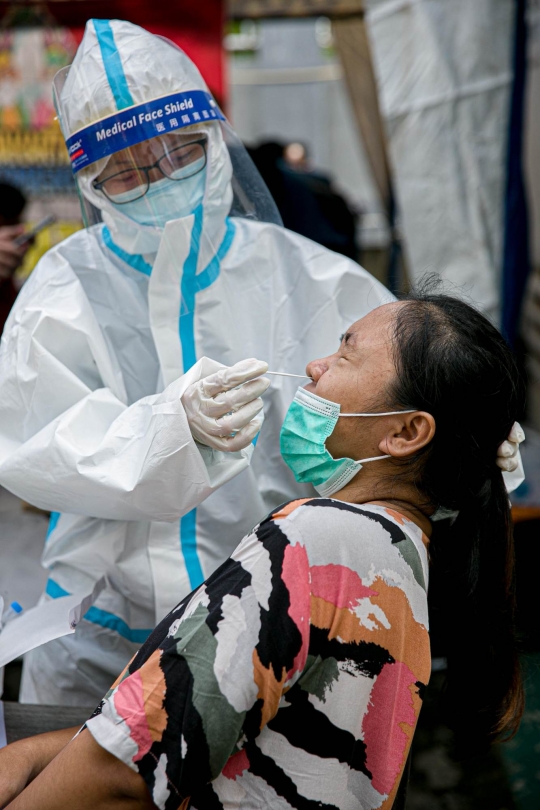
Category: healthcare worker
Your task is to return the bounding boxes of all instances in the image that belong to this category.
[0,19,391,706]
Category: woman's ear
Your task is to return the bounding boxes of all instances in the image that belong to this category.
[379,412,435,458]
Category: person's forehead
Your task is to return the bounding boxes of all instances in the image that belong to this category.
[348,302,402,345]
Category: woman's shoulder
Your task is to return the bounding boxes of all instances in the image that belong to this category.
[265,496,424,543]
[259,497,429,600]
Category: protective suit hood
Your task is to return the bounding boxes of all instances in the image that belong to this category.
[56,19,234,256]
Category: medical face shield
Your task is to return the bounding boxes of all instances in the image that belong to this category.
[53,19,281,257]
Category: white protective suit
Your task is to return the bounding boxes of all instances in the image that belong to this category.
[0,19,391,705]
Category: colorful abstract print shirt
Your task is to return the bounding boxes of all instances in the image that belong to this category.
[86,498,431,810]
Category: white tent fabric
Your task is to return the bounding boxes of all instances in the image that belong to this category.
[366,0,516,321]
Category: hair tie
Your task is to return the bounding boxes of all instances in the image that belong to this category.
[496,421,525,475]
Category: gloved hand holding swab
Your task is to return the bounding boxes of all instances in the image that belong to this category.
[182,358,270,451]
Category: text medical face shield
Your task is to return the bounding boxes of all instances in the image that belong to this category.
[53,19,281,256]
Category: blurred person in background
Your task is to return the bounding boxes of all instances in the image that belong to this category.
[0,182,29,333]
[248,139,358,259]
[283,140,310,171]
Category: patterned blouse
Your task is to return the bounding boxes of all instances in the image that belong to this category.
[86,498,431,810]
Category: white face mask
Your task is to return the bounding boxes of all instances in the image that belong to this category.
[109,163,207,228]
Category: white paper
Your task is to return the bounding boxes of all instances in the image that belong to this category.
[0,577,106,669]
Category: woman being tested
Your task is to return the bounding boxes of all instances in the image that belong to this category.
[0,292,525,809]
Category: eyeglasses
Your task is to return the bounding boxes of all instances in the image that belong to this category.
[92,138,207,203]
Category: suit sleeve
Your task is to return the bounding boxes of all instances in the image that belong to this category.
[0,261,251,521]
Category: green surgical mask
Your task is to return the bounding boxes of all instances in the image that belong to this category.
[280,387,416,498]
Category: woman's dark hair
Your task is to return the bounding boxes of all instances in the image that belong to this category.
[388,286,525,749]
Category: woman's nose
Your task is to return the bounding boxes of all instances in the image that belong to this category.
[306,358,329,382]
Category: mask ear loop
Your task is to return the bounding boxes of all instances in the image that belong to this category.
[337,409,419,464]
[339,409,418,417]
[354,454,391,463]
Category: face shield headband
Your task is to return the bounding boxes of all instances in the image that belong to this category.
[62,89,225,176]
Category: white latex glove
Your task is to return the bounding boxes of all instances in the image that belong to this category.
[181,358,270,452]
[497,422,525,473]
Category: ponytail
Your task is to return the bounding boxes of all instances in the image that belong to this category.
[429,474,523,747]
[390,288,525,748]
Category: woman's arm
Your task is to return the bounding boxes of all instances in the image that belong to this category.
[5,729,154,810]
[83,514,311,806]
[0,727,76,807]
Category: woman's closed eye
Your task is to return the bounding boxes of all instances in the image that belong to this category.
[339,331,358,357]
